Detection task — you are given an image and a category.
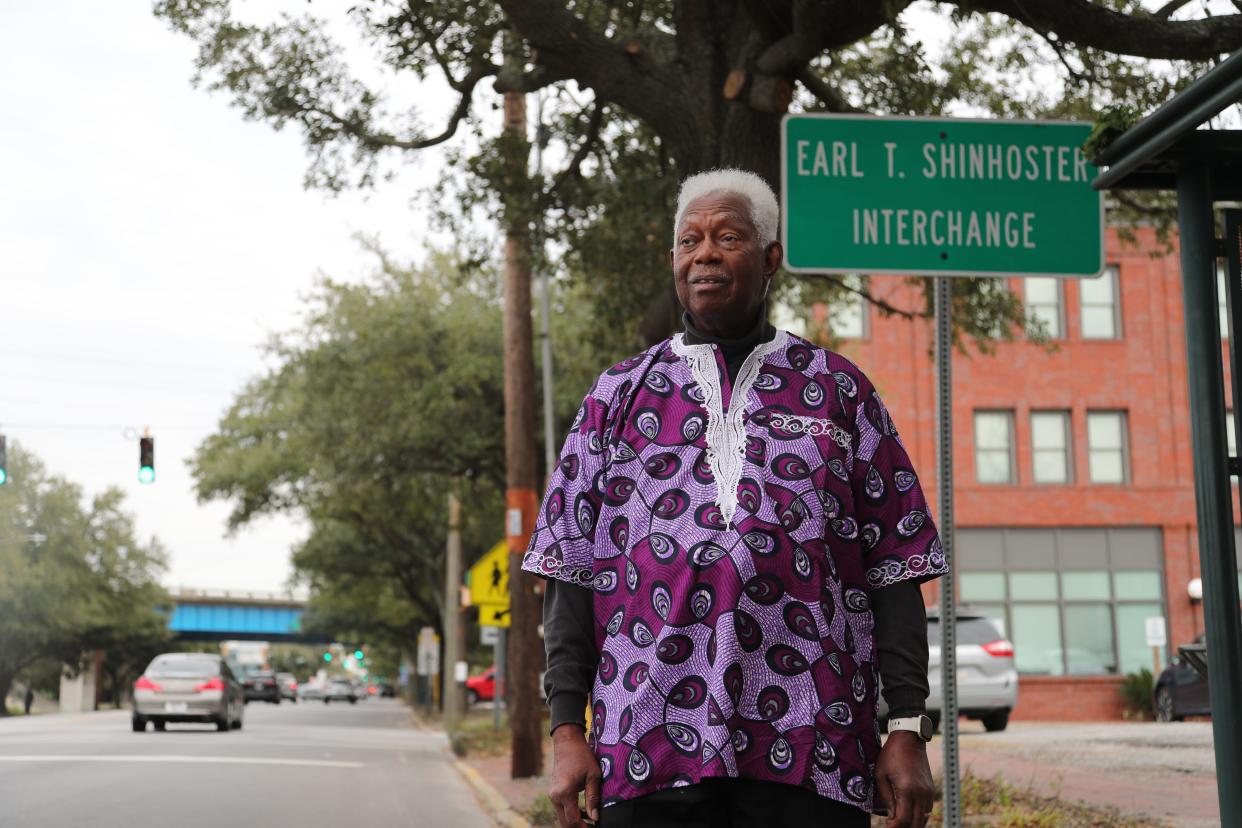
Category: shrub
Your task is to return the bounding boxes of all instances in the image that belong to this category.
[1119,668,1155,720]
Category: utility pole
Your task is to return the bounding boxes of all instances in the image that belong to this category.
[501,78,543,776]
[443,482,463,730]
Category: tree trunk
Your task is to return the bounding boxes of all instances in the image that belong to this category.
[501,87,545,780]
[0,670,15,716]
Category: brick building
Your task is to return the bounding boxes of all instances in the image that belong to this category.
[794,227,1232,720]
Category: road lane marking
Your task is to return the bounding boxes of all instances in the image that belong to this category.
[0,755,363,768]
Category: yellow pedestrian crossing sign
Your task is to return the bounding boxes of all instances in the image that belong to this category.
[470,540,510,628]
[479,605,511,628]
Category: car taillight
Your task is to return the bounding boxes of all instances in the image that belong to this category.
[982,639,1015,658]
[134,676,162,691]
[290,681,298,689]
[196,677,225,692]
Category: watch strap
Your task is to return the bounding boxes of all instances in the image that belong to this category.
[887,715,933,742]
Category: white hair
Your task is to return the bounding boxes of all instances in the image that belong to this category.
[674,168,780,247]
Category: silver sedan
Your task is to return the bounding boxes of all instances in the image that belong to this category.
[132,653,245,733]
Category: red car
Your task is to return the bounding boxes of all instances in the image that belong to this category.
[466,667,496,705]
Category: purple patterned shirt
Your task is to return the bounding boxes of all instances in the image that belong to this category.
[522,331,947,813]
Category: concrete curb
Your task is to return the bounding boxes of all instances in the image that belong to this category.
[454,759,533,828]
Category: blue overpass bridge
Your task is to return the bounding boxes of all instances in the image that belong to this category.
[168,588,328,643]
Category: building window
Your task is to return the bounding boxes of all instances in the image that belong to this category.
[957,527,1166,677]
[1031,410,1072,484]
[974,410,1015,484]
[1025,277,1063,338]
[1081,265,1121,339]
[827,274,868,339]
[1087,411,1129,484]
[1220,266,1231,340]
[770,296,808,338]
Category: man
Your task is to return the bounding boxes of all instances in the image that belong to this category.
[523,169,946,828]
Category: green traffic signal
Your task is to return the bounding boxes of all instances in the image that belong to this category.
[323,652,332,662]
[138,436,155,484]
[0,435,7,485]
[354,649,364,660]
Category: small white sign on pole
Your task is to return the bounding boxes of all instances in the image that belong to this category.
[1145,616,1168,648]
[506,508,523,537]
[454,660,469,683]
[417,626,439,677]
[480,626,499,646]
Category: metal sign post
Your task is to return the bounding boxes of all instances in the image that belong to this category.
[779,112,1107,828]
[494,629,507,731]
[934,278,961,828]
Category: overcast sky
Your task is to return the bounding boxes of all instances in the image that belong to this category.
[2,1,1226,595]
[0,1,451,592]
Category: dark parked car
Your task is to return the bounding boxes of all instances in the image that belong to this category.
[1154,636,1210,722]
[132,653,244,732]
[243,670,281,704]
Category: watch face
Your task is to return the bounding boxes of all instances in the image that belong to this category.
[919,716,933,741]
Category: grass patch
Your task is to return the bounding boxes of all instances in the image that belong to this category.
[877,772,1166,827]
[527,793,558,826]
[448,715,513,759]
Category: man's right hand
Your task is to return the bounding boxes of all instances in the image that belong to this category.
[549,724,601,827]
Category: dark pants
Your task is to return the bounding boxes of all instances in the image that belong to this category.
[597,778,870,828]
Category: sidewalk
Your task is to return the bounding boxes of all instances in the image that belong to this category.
[461,751,548,827]
[935,720,1218,828]
[452,718,1214,827]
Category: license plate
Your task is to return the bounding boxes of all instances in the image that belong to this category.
[164,702,188,713]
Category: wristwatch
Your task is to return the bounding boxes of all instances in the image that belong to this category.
[887,715,934,742]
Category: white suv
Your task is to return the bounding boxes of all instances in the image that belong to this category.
[878,612,1018,732]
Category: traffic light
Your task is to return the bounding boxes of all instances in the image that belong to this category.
[354,649,365,661]
[323,651,332,663]
[138,436,155,484]
[0,435,7,486]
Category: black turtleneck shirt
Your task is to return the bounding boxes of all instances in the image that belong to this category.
[542,313,931,733]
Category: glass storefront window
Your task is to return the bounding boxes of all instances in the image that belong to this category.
[957,528,1166,677]
[1062,571,1110,600]
[1116,603,1166,675]
[1064,604,1117,674]
[1012,604,1062,675]
[1009,571,1058,600]
[961,572,1006,602]
[1113,571,1162,600]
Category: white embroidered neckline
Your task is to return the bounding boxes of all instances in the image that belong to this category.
[671,330,788,528]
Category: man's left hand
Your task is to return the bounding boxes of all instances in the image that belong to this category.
[875,729,934,828]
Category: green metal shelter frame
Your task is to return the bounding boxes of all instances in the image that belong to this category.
[1092,50,1242,824]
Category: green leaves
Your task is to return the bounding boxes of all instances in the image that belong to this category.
[0,443,170,708]
[190,248,514,645]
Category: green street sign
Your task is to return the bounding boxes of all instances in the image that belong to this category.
[781,115,1104,278]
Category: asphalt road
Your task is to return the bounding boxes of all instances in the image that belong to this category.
[0,698,492,828]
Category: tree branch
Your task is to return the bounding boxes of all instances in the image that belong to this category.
[796,272,927,320]
[795,68,865,113]
[289,64,493,151]
[537,103,605,213]
[496,1,676,129]
[1153,0,1195,20]
[952,0,1242,59]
